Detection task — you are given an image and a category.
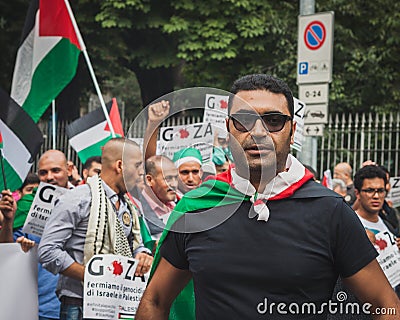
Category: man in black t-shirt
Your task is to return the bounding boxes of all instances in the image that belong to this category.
[136,74,400,319]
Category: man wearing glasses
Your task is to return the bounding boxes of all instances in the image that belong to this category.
[354,165,399,244]
[136,74,399,319]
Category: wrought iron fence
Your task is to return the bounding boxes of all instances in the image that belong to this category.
[33,112,400,179]
[32,115,204,172]
[319,113,400,178]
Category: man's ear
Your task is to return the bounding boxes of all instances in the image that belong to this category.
[290,121,297,145]
[82,169,89,180]
[67,163,73,176]
[225,118,230,133]
[115,160,123,174]
[145,174,153,187]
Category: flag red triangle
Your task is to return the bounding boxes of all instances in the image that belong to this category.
[39,0,82,50]
[104,98,124,137]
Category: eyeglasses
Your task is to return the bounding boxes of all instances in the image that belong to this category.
[229,112,292,133]
[360,188,387,196]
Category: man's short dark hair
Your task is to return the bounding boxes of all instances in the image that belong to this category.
[83,156,101,171]
[354,165,388,191]
[229,74,294,118]
[377,165,390,177]
[20,172,40,191]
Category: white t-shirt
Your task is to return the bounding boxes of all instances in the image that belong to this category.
[356,214,391,235]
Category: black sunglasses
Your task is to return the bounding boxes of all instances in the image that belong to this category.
[229,112,292,133]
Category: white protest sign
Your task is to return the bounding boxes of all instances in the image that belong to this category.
[291,98,306,152]
[157,122,214,162]
[386,177,400,208]
[83,254,149,319]
[374,231,400,288]
[0,243,38,319]
[203,94,229,138]
[22,182,68,237]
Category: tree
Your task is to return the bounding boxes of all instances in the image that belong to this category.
[94,0,298,101]
[0,0,29,93]
[1,0,399,118]
[317,0,400,113]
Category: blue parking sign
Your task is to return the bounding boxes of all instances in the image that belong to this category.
[299,62,308,75]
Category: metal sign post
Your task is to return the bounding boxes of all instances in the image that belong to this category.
[297,3,334,172]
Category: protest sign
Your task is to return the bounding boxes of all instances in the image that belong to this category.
[386,177,400,208]
[22,182,68,237]
[292,98,306,152]
[203,94,229,138]
[0,243,38,319]
[158,122,213,162]
[374,231,400,287]
[83,254,149,319]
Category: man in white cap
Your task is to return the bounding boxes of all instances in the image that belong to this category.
[172,147,203,195]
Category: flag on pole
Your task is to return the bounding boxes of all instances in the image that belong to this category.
[104,98,124,137]
[66,98,124,164]
[11,0,82,123]
[321,169,333,189]
[0,87,44,191]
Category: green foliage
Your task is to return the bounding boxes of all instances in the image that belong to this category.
[0,0,30,93]
[318,0,400,113]
[103,70,143,119]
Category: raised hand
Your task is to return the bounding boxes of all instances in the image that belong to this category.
[148,100,170,123]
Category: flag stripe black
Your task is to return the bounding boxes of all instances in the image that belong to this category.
[0,87,43,158]
[66,101,112,137]
[19,0,39,46]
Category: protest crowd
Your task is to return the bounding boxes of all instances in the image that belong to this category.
[1,73,400,320]
[1,4,400,319]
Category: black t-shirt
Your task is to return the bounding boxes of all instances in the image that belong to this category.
[160,181,378,319]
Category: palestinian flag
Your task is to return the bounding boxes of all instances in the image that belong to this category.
[321,169,333,189]
[66,98,124,164]
[0,87,43,191]
[11,0,82,123]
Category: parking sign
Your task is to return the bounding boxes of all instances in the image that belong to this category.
[297,12,334,84]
